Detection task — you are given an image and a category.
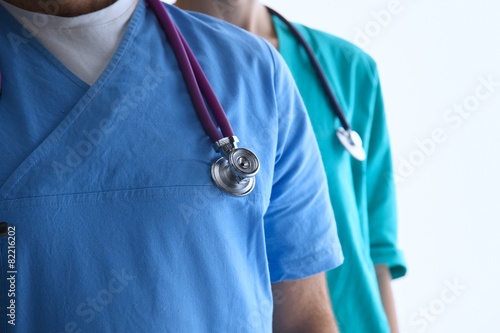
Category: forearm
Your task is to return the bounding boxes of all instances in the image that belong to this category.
[279,317,337,333]
[277,305,338,333]
[272,273,339,333]
[375,264,399,333]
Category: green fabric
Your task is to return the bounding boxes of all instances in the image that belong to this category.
[272,16,407,333]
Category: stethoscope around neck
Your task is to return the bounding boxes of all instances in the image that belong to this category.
[144,0,260,197]
[0,1,366,198]
[268,7,367,162]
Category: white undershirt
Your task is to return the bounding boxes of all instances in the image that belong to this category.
[0,0,140,85]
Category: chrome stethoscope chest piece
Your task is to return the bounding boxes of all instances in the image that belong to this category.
[228,148,260,178]
[212,136,260,197]
[336,127,366,161]
[211,157,256,197]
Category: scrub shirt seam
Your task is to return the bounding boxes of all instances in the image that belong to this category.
[0,187,266,210]
[370,247,402,260]
[263,40,278,130]
[363,68,382,159]
[268,243,343,282]
[263,39,280,156]
[0,5,90,90]
[1,2,145,200]
[370,247,406,270]
[365,65,403,271]
[260,39,279,208]
[271,15,282,53]
[34,46,90,89]
[266,242,341,266]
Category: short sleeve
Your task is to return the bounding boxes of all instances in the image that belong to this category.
[365,64,407,279]
[263,45,344,283]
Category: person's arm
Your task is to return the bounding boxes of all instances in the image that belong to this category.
[364,59,406,332]
[272,273,338,333]
[259,40,343,333]
[375,264,399,333]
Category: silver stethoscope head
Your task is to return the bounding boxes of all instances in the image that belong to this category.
[336,128,366,161]
[211,136,260,197]
[228,148,260,178]
[211,157,256,197]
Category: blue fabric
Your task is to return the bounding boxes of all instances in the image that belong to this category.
[0,2,343,332]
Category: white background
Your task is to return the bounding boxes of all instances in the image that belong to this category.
[259,0,500,332]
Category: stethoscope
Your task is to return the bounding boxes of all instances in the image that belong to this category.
[145,0,261,197]
[0,1,365,198]
[267,7,367,162]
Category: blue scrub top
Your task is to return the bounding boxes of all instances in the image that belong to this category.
[0,1,343,332]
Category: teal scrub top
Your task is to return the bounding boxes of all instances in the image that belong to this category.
[0,2,344,331]
[272,16,407,333]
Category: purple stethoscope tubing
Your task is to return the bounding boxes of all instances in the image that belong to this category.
[145,0,234,143]
[144,0,259,196]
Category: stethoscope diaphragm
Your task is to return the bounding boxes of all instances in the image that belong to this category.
[211,136,260,197]
[336,127,366,161]
[228,148,260,178]
[211,156,256,197]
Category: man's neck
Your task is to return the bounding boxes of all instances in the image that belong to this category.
[175,0,278,48]
[3,0,118,17]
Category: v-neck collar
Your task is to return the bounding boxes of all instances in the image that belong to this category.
[271,15,283,54]
[0,2,88,90]
[271,15,317,58]
[0,0,147,199]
